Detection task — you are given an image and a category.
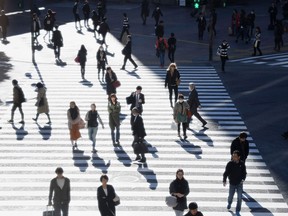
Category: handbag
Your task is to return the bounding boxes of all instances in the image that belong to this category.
[74,56,80,63]
[113,194,120,206]
[186,109,192,119]
[78,118,86,129]
[165,195,178,208]
[43,205,55,216]
[126,95,133,105]
[112,80,121,88]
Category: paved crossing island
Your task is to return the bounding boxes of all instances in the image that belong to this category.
[0,24,288,216]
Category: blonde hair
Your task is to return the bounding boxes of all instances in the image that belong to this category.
[167,63,177,71]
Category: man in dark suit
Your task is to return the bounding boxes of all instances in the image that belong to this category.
[128,86,145,114]
[52,25,63,59]
[48,167,70,216]
[230,132,249,163]
[187,82,207,127]
[121,35,138,70]
[131,107,147,163]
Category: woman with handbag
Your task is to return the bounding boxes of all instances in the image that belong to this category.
[165,63,181,107]
[32,82,51,124]
[169,169,190,216]
[105,67,118,97]
[97,174,118,216]
[173,94,189,140]
[77,44,87,80]
[67,101,82,151]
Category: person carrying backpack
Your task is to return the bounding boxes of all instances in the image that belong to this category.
[156,36,168,67]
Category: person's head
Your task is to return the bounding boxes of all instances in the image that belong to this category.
[189,82,195,91]
[239,132,248,142]
[188,202,199,215]
[170,32,175,37]
[54,25,59,30]
[36,82,44,89]
[222,40,228,45]
[90,103,96,111]
[110,93,117,102]
[136,86,142,93]
[123,12,127,17]
[178,94,184,103]
[47,9,52,15]
[100,174,109,184]
[106,66,112,73]
[55,167,64,178]
[12,79,18,86]
[99,45,104,51]
[232,150,241,162]
[32,13,37,19]
[176,169,184,180]
[70,101,76,108]
[80,44,86,51]
[132,107,139,116]
[168,63,177,72]
[256,26,261,33]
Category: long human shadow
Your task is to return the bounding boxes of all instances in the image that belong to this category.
[98,78,107,91]
[122,69,141,79]
[145,140,159,158]
[114,147,132,167]
[137,163,158,190]
[175,140,202,159]
[92,153,111,174]
[187,127,214,147]
[72,149,90,172]
[36,122,52,140]
[11,123,28,140]
[79,79,93,87]
[242,192,273,215]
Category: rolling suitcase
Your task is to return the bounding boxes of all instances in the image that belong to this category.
[43,205,55,216]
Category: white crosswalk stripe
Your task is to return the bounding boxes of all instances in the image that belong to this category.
[0,24,288,216]
[229,52,288,67]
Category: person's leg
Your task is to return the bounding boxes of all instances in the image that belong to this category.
[236,183,243,212]
[45,113,51,123]
[171,49,175,62]
[194,111,207,126]
[88,127,93,142]
[111,126,116,145]
[61,203,69,216]
[183,122,187,138]
[128,56,138,68]
[174,209,184,216]
[116,125,120,144]
[53,203,61,216]
[177,123,180,136]
[168,86,173,103]
[122,56,128,69]
[18,104,24,122]
[9,104,17,122]
[227,184,236,209]
[92,127,98,150]
[257,41,262,55]
[174,86,178,103]
[33,113,40,121]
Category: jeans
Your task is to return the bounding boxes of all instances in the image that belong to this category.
[88,127,98,149]
[228,182,243,212]
[159,51,165,66]
[111,126,120,143]
[54,203,69,216]
[174,209,183,216]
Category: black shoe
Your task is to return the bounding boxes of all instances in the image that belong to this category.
[92,149,98,153]
[120,67,125,70]
[32,118,37,121]
[139,157,146,163]
[202,122,207,127]
[47,121,51,124]
[135,155,141,161]
[8,119,13,123]
[183,135,188,140]
[19,120,25,124]
[113,142,117,147]
[116,141,121,146]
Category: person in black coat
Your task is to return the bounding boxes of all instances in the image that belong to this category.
[96,45,108,80]
[168,32,176,63]
[52,25,63,59]
[43,9,56,41]
[97,174,117,216]
[48,167,70,216]
[169,169,190,216]
[105,67,117,96]
[77,44,87,80]
[184,202,203,216]
[82,0,90,28]
[121,35,138,70]
[187,82,207,127]
[152,6,163,26]
[230,132,249,163]
[73,0,81,29]
[155,20,164,38]
[127,86,145,114]
[98,17,110,47]
[0,10,9,41]
[141,0,149,25]
[196,13,206,40]
[165,63,180,107]
[31,13,41,45]
[131,107,147,163]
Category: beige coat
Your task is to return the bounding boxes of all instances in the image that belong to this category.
[36,87,49,114]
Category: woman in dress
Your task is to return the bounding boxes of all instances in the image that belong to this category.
[67,101,82,150]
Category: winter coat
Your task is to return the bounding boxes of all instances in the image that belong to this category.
[173,101,189,123]
[97,184,116,216]
[36,87,49,114]
[131,115,146,138]
[165,69,180,87]
[108,101,121,129]
[105,71,117,96]
[187,89,201,112]
[52,29,63,47]
[169,178,190,211]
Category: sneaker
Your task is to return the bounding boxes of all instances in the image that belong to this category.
[7,119,13,123]
[47,121,51,124]
[227,203,231,210]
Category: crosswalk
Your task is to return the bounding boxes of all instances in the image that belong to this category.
[229,52,288,67]
[1,23,288,216]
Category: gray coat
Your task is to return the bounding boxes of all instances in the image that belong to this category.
[36,87,49,114]
[173,101,189,123]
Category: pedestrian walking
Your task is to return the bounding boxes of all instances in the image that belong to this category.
[209,8,217,36]
[82,0,90,28]
[131,107,147,163]
[196,13,206,40]
[48,167,70,216]
[274,20,284,51]
[169,169,190,216]
[230,132,249,163]
[52,25,63,60]
[184,202,203,216]
[155,20,164,38]
[0,10,9,41]
[246,10,255,38]
[85,103,104,153]
[96,45,108,80]
[73,0,81,29]
[187,82,207,127]
[43,9,56,42]
[105,67,118,96]
[31,13,41,45]
[77,44,87,80]
[91,10,100,38]
[119,13,130,42]
[174,94,189,139]
[152,5,163,26]
[32,82,51,124]
[97,174,118,216]
[121,35,138,70]
[223,150,247,215]
[156,36,168,67]
[141,0,149,25]
[108,94,121,147]
[252,26,262,56]
[98,17,110,47]
[217,40,230,72]
[168,32,176,63]
[97,0,106,21]
[268,2,277,29]
[8,80,25,124]
[67,101,82,151]
[235,9,247,43]
[231,9,239,36]
[165,63,181,107]
[127,86,145,115]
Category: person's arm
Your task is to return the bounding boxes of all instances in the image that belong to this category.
[223,162,231,186]
[97,113,104,128]
[67,178,71,203]
[48,180,53,205]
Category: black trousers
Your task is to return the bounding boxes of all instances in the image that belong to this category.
[122,54,137,68]
[220,56,228,72]
[168,85,178,103]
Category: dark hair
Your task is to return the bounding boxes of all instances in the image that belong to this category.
[36,82,44,88]
[171,32,175,37]
[12,79,18,85]
[178,94,184,99]
[239,132,247,139]
[188,202,198,210]
[136,86,142,90]
[132,107,139,113]
[233,150,241,157]
[55,167,63,174]
[110,93,117,99]
[100,174,109,182]
[123,13,127,17]
[176,169,184,175]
